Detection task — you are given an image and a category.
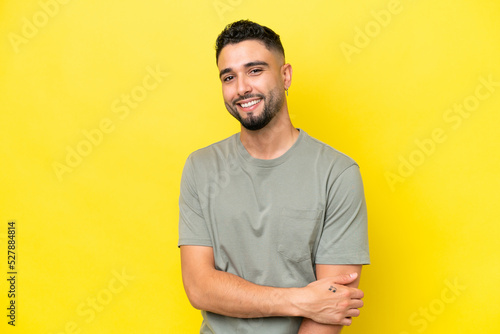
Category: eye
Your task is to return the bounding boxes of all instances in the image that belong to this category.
[249,68,263,75]
[223,75,234,82]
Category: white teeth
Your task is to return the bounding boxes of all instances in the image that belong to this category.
[240,99,261,108]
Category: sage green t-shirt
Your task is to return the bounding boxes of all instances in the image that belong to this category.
[178,129,370,334]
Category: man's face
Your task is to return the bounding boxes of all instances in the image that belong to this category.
[217,40,286,131]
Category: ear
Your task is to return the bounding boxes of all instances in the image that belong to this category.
[281,63,292,91]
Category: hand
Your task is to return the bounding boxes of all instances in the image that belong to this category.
[296,272,364,326]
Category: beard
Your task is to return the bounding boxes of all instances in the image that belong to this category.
[225,87,284,131]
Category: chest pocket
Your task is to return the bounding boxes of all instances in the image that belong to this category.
[277,207,323,262]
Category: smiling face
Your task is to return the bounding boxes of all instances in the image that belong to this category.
[217,40,289,131]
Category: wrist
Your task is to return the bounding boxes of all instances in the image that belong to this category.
[265,286,304,318]
[285,287,307,318]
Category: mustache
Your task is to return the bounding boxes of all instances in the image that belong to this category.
[233,94,265,105]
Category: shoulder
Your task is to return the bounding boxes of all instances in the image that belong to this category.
[182,134,239,182]
[299,130,359,171]
[186,133,237,164]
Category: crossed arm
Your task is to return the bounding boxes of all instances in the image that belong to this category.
[298,264,363,333]
[180,245,364,332]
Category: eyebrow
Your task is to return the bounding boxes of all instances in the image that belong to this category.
[219,61,269,79]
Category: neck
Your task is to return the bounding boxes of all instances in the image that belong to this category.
[239,107,299,160]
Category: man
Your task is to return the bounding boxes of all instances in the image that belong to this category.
[178,20,370,333]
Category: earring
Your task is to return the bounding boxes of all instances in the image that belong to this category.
[286,88,288,96]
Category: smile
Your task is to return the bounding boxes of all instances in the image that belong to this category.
[239,99,261,108]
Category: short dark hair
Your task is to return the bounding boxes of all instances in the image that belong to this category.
[215,20,285,63]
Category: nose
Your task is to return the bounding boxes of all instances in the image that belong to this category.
[236,75,251,96]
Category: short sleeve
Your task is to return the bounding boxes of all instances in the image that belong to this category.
[315,164,370,265]
[178,155,212,247]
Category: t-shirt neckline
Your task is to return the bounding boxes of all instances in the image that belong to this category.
[235,128,305,168]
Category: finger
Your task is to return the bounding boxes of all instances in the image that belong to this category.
[340,317,353,326]
[333,286,363,300]
[348,287,364,299]
[345,308,361,318]
[349,299,364,309]
[331,272,358,285]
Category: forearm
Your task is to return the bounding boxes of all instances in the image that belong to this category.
[298,319,343,334]
[181,246,362,324]
[186,268,300,318]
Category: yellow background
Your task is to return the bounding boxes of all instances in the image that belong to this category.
[1,0,499,333]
